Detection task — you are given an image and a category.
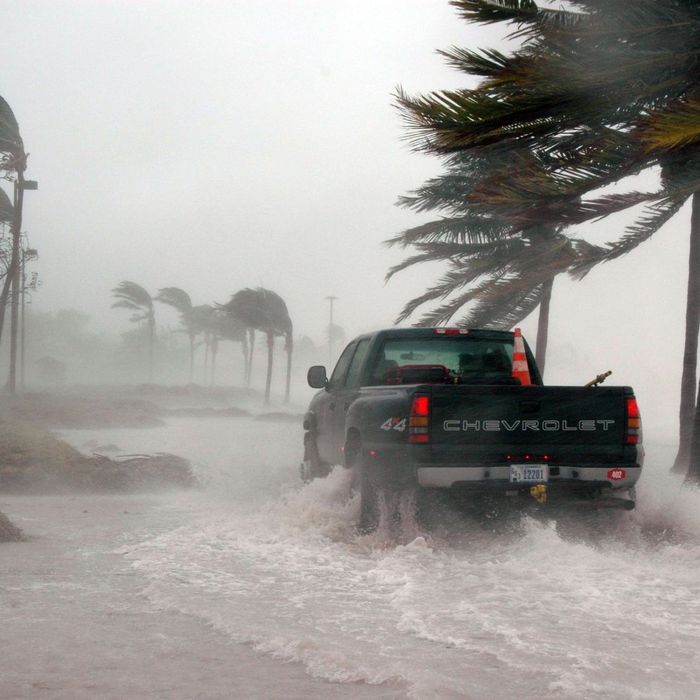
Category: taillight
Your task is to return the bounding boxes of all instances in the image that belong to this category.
[626,397,642,444]
[409,394,430,443]
[433,328,469,335]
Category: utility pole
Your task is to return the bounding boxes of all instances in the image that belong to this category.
[325,295,338,366]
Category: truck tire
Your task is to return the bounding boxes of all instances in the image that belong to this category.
[300,433,330,483]
[358,459,380,533]
[357,450,407,534]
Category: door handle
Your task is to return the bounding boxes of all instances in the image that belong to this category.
[329,402,336,411]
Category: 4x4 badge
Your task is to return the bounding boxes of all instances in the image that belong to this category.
[380,417,406,432]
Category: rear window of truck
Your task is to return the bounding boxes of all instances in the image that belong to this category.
[368,336,517,386]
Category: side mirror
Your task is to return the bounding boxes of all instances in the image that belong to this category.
[307,365,328,389]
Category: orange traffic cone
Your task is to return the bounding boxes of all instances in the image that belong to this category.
[512,327,532,386]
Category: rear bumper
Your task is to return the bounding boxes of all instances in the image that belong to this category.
[416,464,641,490]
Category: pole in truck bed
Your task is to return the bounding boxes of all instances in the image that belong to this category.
[585,371,613,387]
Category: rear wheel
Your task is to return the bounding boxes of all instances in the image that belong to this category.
[356,449,417,534]
[300,433,330,482]
[358,455,381,533]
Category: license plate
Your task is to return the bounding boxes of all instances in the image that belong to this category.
[510,464,548,483]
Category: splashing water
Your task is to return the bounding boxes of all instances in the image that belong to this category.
[62,420,700,699]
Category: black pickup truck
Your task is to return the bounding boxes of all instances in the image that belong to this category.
[302,328,643,530]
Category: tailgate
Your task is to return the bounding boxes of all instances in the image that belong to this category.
[428,385,628,463]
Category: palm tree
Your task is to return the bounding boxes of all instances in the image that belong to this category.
[0,95,26,387]
[256,289,293,404]
[395,0,700,474]
[222,287,293,403]
[155,287,198,382]
[111,281,156,381]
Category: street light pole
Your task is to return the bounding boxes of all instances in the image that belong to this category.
[325,295,338,366]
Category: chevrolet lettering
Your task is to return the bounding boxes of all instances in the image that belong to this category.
[443,419,616,432]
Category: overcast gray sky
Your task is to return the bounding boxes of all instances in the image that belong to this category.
[3,1,483,336]
[1,0,692,433]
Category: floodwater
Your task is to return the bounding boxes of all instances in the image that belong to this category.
[2,416,700,699]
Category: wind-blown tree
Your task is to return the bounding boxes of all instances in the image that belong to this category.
[111,281,156,381]
[395,0,700,475]
[222,287,293,403]
[155,287,199,382]
[0,96,25,362]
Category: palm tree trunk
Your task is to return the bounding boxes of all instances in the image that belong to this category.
[203,332,210,384]
[241,334,249,386]
[535,277,554,378]
[0,267,13,349]
[284,334,293,404]
[210,336,218,386]
[674,192,700,473]
[247,328,255,386]
[7,177,23,394]
[684,193,700,480]
[189,333,195,384]
[148,317,154,382]
[264,331,274,404]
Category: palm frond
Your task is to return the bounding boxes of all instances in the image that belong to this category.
[0,96,23,160]
[636,100,700,154]
[571,194,688,276]
[111,281,153,311]
[155,286,193,314]
[457,274,552,329]
[438,47,513,79]
[223,287,292,335]
[111,300,141,311]
[449,0,582,36]
[386,237,524,280]
[386,214,510,248]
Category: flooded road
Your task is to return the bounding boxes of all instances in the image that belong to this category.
[2,416,700,699]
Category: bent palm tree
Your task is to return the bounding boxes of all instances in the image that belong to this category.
[111,281,156,381]
[0,96,25,360]
[222,287,293,403]
[255,289,293,404]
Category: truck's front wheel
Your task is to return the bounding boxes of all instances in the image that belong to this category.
[300,433,330,483]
